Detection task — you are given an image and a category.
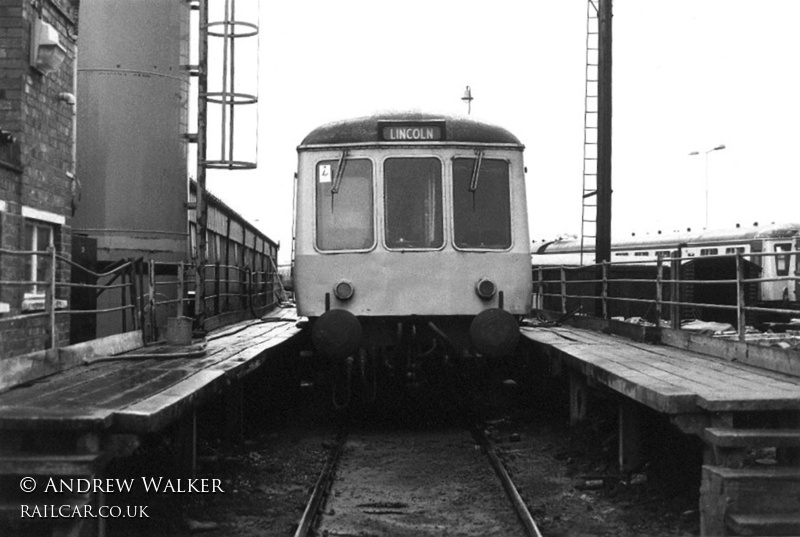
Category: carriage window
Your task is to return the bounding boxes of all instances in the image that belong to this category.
[384,157,443,249]
[700,248,718,256]
[316,159,373,251]
[775,243,792,276]
[452,158,511,249]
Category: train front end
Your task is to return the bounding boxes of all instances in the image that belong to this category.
[293,113,531,401]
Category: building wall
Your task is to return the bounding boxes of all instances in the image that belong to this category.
[0,0,78,361]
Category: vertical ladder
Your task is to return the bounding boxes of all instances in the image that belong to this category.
[580,0,600,264]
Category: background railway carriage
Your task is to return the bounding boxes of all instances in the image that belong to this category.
[532,222,800,320]
[293,112,532,397]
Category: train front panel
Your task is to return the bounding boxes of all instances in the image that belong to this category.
[294,145,531,319]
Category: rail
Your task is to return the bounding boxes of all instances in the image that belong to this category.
[533,250,800,342]
[0,246,282,348]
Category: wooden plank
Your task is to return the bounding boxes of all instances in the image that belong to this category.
[552,348,698,413]
[59,330,144,368]
[0,309,303,434]
[601,346,800,403]
[0,453,106,475]
[113,370,226,433]
[523,325,800,412]
[704,428,800,448]
[0,348,61,393]
[626,342,800,390]
[564,344,721,397]
[0,360,153,406]
[86,370,194,410]
[0,407,115,431]
[661,326,800,377]
[55,369,187,407]
[726,514,800,536]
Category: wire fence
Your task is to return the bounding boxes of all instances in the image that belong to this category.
[0,246,285,349]
[534,250,800,342]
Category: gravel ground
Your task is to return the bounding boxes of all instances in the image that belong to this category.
[105,370,702,537]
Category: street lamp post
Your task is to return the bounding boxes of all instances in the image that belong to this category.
[689,144,726,228]
[461,86,473,115]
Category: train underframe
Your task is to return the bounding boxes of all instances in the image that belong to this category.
[304,312,522,410]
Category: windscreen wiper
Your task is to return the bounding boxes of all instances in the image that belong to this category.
[331,149,349,194]
[469,150,484,192]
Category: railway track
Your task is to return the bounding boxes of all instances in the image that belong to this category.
[294,423,542,537]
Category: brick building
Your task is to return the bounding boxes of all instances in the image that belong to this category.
[0,0,78,365]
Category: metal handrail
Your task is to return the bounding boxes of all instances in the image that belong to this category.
[534,249,800,342]
[1,245,281,348]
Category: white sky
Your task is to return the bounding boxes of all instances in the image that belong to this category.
[204,1,800,263]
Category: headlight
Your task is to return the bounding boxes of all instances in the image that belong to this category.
[333,279,355,300]
[475,277,497,300]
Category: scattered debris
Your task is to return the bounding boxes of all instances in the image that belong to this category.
[185,518,220,533]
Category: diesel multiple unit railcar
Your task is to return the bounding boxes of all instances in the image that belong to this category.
[293,112,532,397]
[532,222,800,304]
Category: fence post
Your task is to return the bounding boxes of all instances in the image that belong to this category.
[120,268,128,333]
[655,255,663,326]
[137,259,147,337]
[148,258,157,342]
[670,252,681,329]
[128,260,139,330]
[253,268,260,310]
[47,244,56,349]
[178,261,185,318]
[214,261,221,315]
[601,261,609,319]
[560,266,567,314]
[736,252,746,342]
[535,267,543,311]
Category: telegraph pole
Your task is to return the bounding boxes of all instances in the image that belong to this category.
[596,0,612,267]
[594,0,612,318]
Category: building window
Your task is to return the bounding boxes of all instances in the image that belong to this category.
[24,220,55,296]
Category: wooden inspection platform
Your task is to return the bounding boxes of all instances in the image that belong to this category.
[0,306,304,537]
[521,325,800,415]
[520,320,800,536]
[0,306,302,433]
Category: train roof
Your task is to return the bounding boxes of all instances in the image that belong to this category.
[298,111,523,149]
[536,222,800,254]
